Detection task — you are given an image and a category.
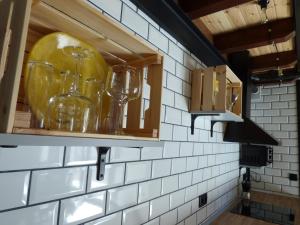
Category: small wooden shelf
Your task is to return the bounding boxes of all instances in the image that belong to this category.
[0,133,164,147]
[190,65,243,135]
[0,0,163,142]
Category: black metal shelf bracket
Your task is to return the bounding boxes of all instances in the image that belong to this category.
[96,147,110,181]
[191,114,221,137]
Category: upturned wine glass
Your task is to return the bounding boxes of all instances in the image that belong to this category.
[104,64,142,134]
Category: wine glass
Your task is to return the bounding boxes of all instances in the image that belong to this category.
[104,64,142,134]
[47,71,94,132]
[47,46,96,132]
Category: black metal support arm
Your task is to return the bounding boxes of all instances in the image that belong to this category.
[96,147,110,181]
[191,114,221,137]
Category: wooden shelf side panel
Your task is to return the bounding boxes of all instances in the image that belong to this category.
[144,62,163,138]
[0,0,32,133]
[190,69,203,112]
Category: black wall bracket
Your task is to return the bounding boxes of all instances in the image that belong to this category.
[96,147,110,181]
[191,114,222,137]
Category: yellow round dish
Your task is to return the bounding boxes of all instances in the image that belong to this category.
[25,32,109,128]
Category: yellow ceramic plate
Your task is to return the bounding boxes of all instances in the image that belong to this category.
[25,32,108,126]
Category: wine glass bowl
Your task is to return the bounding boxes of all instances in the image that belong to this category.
[106,64,142,103]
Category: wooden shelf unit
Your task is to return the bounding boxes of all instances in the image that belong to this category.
[0,0,163,141]
[190,65,243,122]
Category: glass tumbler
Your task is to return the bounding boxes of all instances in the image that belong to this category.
[26,61,57,128]
[82,77,105,132]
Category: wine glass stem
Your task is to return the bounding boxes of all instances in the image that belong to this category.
[111,100,125,133]
[72,57,81,93]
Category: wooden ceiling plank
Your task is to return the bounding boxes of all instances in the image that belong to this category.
[251,50,297,73]
[193,19,214,43]
[214,18,295,53]
[177,0,254,19]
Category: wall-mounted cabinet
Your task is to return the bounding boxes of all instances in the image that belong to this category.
[0,0,163,144]
[190,65,243,134]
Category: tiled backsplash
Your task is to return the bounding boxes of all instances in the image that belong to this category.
[251,84,299,196]
[0,0,241,224]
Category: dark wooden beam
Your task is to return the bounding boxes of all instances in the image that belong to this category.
[214,18,295,54]
[251,50,297,73]
[178,0,253,19]
[252,69,300,85]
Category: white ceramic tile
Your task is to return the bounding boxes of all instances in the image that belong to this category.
[192,169,203,184]
[162,175,179,195]
[203,167,212,181]
[122,5,148,38]
[163,142,180,158]
[0,202,58,225]
[144,218,159,225]
[179,172,192,189]
[87,164,125,192]
[64,147,97,166]
[197,207,207,224]
[152,159,171,178]
[106,184,138,214]
[30,167,87,204]
[160,208,177,225]
[185,214,197,225]
[125,161,151,184]
[149,194,170,219]
[177,202,191,222]
[193,143,204,156]
[141,147,163,160]
[88,0,122,20]
[167,74,183,94]
[84,212,121,225]
[191,198,199,214]
[109,147,140,162]
[207,155,216,166]
[0,171,30,210]
[175,62,190,82]
[165,107,182,125]
[138,179,161,203]
[198,181,208,196]
[169,41,183,63]
[170,189,185,209]
[160,123,173,141]
[173,126,188,141]
[171,158,186,174]
[60,191,106,225]
[0,146,64,171]
[180,142,193,157]
[148,25,168,52]
[163,55,176,74]
[186,157,198,171]
[122,202,149,225]
[185,184,198,202]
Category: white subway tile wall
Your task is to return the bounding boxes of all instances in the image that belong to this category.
[0,0,240,224]
[251,84,299,196]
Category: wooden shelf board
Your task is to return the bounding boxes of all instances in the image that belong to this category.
[191,110,243,122]
[0,129,164,147]
[12,128,159,141]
